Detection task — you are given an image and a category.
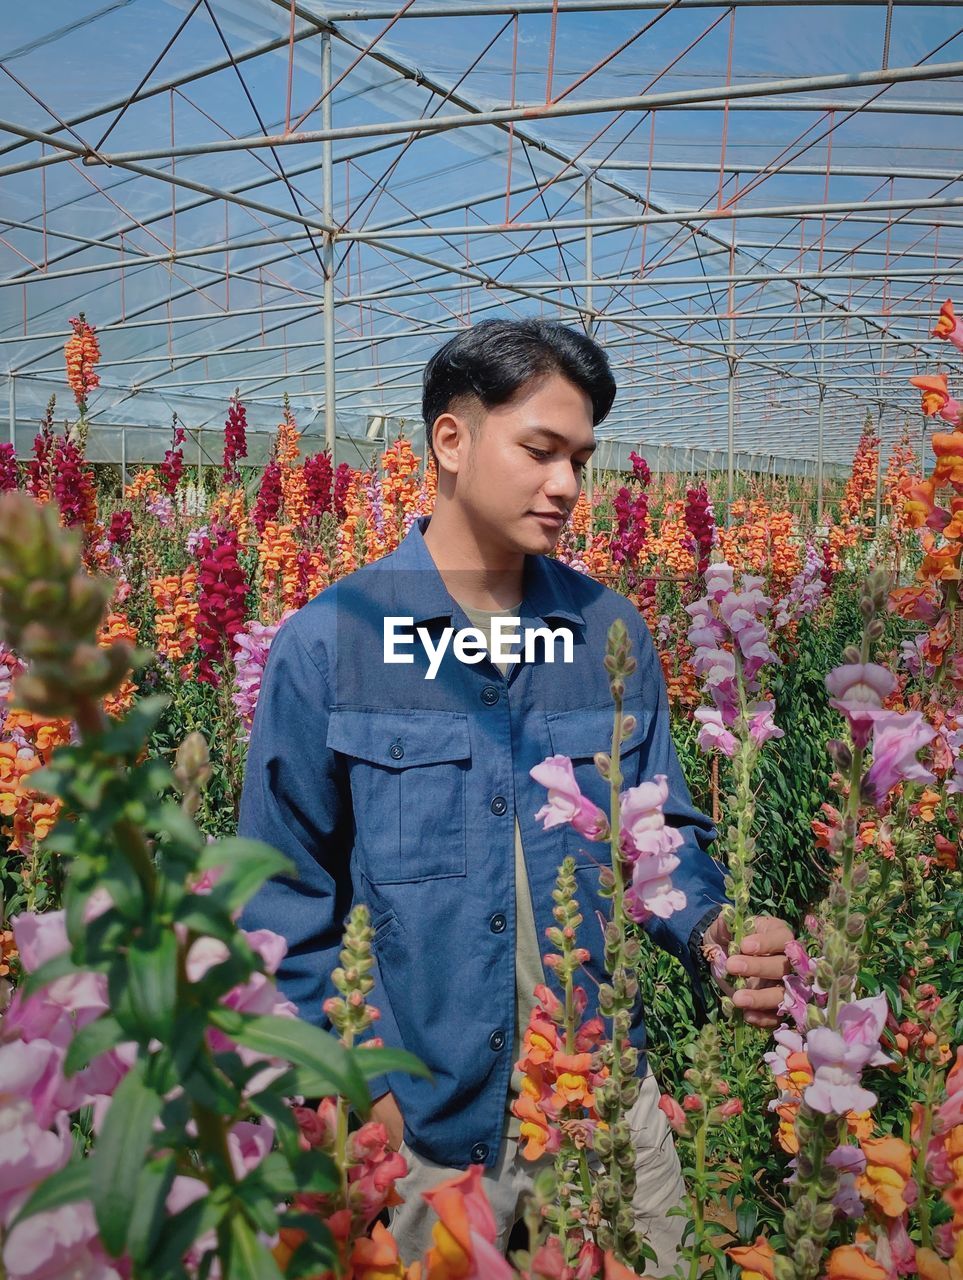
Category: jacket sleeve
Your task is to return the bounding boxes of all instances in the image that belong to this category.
[237,617,400,1097]
[632,613,728,988]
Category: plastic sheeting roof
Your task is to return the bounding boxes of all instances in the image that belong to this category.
[2,0,963,466]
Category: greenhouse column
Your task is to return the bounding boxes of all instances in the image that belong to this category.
[7,375,14,448]
[726,315,737,518]
[322,28,336,455]
[583,177,594,514]
[816,307,826,527]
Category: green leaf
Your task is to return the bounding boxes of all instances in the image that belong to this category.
[127,929,178,1041]
[197,839,295,914]
[228,1214,285,1280]
[126,1154,177,1267]
[174,895,237,944]
[64,1014,126,1077]
[9,1159,90,1228]
[91,1059,163,1256]
[146,1191,224,1276]
[353,1046,432,1084]
[209,1011,369,1113]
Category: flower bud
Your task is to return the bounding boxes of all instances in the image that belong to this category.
[594,751,611,779]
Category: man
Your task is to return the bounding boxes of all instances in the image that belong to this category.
[239,319,792,1269]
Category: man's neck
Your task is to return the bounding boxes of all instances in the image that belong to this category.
[421,507,525,612]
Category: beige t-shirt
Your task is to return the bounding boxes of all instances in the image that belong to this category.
[460,603,546,1137]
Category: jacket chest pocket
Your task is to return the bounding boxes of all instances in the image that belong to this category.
[545,696,649,862]
[327,707,471,883]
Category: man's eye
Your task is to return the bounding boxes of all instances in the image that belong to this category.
[525,447,550,460]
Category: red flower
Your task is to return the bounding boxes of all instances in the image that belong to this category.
[51,436,97,531]
[304,449,334,520]
[684,483,716,576]
[334,462,353,521]
[195,524,250,685]
[0,443,17,493]
[108,510,134,548]
[159,420,186,496]
[222,393,249,484]
[252,459,283,534]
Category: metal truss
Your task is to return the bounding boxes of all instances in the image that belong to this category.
[2,0,962,485]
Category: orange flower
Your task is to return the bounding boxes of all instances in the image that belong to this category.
[728,1237,776,1280]
[125,467,159,501]
[858,1135,915,1217]
[933,298,960,341]
[350,1221,420,1280]
[915,1243,963,1280]
[933,432,963,489]
[421,1166,508,1280]
[911,375,953,417]
[826,1246,888,1280]
[0,927,17,977]
[64,313,101,408]
[917,788,941,823]
[903,478,938,529]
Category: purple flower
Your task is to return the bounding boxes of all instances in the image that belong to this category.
[694,706,738,758]
[619,775,686,922]
[531,755,608,840]
[185,523,210,555]
[747,699,783,748]
[232,614,292,738]
[825,663,897,749]
[827,1145,868,1219]
[864,710,936,806]
[804,993,890,1115]
[146,492,174,526]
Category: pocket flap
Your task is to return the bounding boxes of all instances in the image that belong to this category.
[547,697,648,759]
[327,707,471,767]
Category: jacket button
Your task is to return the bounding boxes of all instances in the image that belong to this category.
[490,795,507,816]
[489,913,506,934]
[470,1143,489,1163]
[481,685,499,705]
[489,1029,506,1052]
[389,743,404,760]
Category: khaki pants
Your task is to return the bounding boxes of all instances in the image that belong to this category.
[390,1073,686,1274]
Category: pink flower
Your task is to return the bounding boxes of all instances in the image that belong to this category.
[864,710,936,806]
[658,1094,687,1133]
[226,1120,275,1179]
[0,1099,71,1223]
[694,706,738,758]
[531,756,608,840]
[747,699,783,748]
[2,1200,123,1280]
[619,776,686,922]
[804,994,890,1116]
[825,663,896,749]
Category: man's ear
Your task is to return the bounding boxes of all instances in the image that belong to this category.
[430,411,471,475]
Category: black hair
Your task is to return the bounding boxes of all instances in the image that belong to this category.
[422,318,616,461]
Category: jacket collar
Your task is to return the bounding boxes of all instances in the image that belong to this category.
[387,516,585,628]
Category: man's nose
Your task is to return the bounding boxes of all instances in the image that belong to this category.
[544,460,580,504]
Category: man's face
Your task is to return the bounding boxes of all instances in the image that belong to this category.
[449,372,598,557]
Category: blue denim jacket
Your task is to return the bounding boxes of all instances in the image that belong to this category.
[239,516,726,1168]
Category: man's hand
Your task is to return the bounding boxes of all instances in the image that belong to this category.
[702,913,794,1030]
[371,1091,405,1151]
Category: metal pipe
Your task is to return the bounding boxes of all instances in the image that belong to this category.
[79,60,963,162]
[336,193,963,239]
[322,30,336,455]
[8,376,14,448]
[817,309,826,526]
[727,317,736,514]
[316,0,952,17]
[584,178,594,337]
[598,160,963,181]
